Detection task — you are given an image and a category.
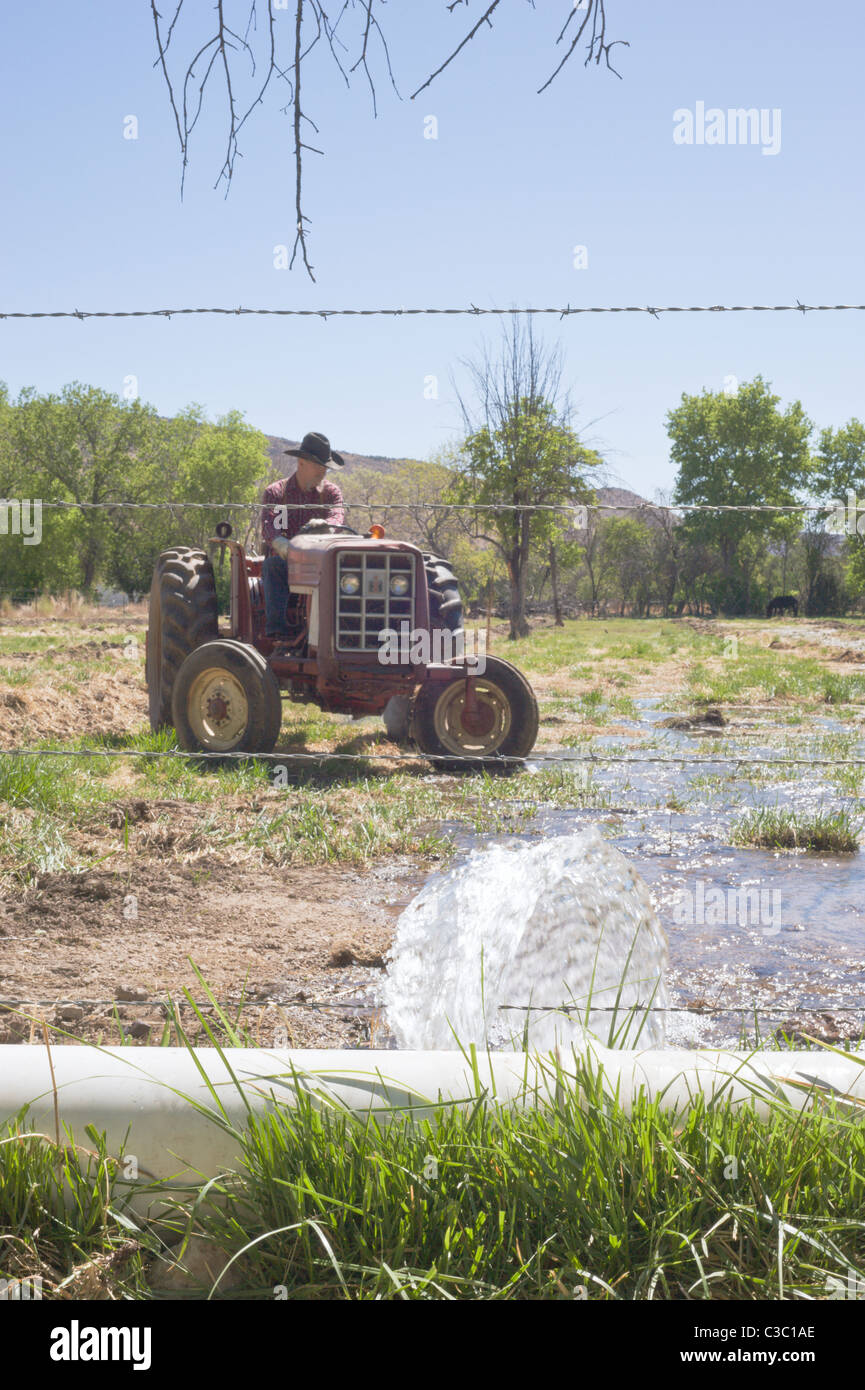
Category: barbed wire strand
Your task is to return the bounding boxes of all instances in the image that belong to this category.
[0,747,863,766]
[2,301,865,321]
[18,499,860,515]
[1,998,861,1018]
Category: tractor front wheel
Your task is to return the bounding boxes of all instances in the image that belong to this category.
[411,656,539,771]
[171,639,282,756]
[382,552,465,744]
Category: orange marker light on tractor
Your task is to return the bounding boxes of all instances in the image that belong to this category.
[369,523,385,539]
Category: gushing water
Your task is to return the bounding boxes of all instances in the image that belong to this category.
[383,828,668,1051]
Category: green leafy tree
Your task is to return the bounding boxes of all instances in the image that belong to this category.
[647,496,683,616]
[11,382,162,593]
[812,419,865,600]
[580,510,618,616]
[669,376,813,614]
[0,381,75,599]
[341,457,461,557]
[602,518,656,615]
[0,384,270,601]
[108,407,271,597]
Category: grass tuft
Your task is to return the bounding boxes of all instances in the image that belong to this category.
[731,807,861,852]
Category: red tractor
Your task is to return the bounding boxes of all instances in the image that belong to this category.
[145,520,538,767]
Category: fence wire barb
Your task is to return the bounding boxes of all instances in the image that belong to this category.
[3,302,865,321]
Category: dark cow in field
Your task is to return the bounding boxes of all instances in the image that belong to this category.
[766,595,798,618]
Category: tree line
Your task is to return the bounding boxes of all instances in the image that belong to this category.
[344,331,865,636]
[1,340,863,635]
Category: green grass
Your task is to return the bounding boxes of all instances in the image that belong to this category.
[3,1047,865,1300]
[208,1076,865,1300]
[2,616,863,878]
[237,795,452,866]
[505,617,718,680]
[0,1121,153,1298]
[731,807,861,852]
[688,652,865,710]
[0,720,643,882]
[0,634,72,654]
[823,672,865,705]
[0,665,33,686]
[609,693,638,718]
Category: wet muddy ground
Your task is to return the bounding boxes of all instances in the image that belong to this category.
[1,610,863,1049]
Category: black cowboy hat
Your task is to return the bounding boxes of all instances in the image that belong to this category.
[284,431,345,469]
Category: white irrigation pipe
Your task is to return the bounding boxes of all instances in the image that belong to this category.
[2,1045,864,1216]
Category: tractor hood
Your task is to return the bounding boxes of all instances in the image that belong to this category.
[287,532,423,590]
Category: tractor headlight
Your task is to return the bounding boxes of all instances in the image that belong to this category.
[340,573,361,595]
[390,574,411,597]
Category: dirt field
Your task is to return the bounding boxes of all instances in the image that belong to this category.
[1,604,864,1049]
[0,856,420,1048]
[0,604,425,1045]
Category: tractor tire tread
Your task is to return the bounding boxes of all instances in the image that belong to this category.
[146,548,219,731]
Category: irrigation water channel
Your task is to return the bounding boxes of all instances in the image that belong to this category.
[345,696,865,1052]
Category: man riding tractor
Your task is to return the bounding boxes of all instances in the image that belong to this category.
[262,431,346,652]
[145,431,539,767]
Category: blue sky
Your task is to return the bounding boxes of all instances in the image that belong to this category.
[0,0,862,497]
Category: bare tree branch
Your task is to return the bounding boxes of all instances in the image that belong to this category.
[540,0,628,90]
[149,2,626,277]
[409,0,503,101]
[150,3,186,175]
[290,0,315,278]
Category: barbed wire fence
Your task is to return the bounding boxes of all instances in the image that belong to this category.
[3,300,865,319]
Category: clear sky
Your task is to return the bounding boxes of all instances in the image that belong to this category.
[1,0,862,497]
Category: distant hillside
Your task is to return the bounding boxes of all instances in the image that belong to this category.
[263,439,656,516]
[596,486,656,513]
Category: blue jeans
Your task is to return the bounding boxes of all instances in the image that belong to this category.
[262,554,291,637]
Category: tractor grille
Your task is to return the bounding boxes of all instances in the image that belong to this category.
[336,552,414,652]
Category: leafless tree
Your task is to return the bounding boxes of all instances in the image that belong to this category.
[452,317,600,637]
[149,1,625,279]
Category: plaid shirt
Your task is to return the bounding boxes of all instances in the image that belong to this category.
[261,472,345,555]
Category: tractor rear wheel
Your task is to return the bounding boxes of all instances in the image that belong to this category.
[422,552,464,635]
[146,548,219,731]
[411,655,539,771]
[171,639,282,755]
